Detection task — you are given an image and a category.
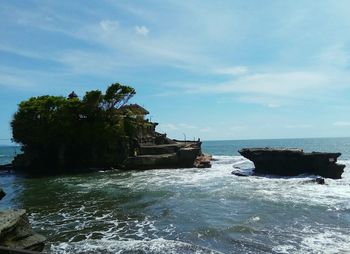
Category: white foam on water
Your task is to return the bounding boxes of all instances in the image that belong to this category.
[50,238,223,254]
[300,230,350,254]
[272,244,296,254]
[50,155,253,192]
[27,155,350,253]
[207,156,350,208]
[30,201,177,243]
[50,156,350,211]
[273,229,350,254]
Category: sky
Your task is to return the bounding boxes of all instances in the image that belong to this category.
[1,0,350,144]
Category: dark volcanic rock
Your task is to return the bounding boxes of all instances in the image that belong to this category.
[0,188,5,200]
[139,144,181,155]
[178,147,201,167]
[231,170,249,177]
[303,177,326,185]
[0,163,13,172]
[315,177,325,184]
[123,153,178,170]
[123,141,210,170]
[239,148,345,179]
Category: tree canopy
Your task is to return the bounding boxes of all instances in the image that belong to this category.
[11,83,144,173]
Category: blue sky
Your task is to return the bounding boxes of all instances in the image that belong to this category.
[1,0,350,144]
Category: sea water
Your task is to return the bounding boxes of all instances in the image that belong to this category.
[0,138,349,253]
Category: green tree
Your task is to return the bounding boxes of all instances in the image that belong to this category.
[103,83,136,110]
[11,83,139,173]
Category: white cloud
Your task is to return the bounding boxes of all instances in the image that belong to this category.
[0,71,34,88]
[0,3,237,77]
[60,21,204,74]
[156,122,211,140]
[99,20,119,32]
[215,66,248,76]
[267,103,280,108]
[333,121,350,127]
[284,124,312,129]
[2,1,350,105]
[0,43,51,61]
[237,95,284,108]
[199,127,212,132]
[57,50,130,74]
[178,123,196,129]
[0,66,54,89]
[180,69,350,107]
[135,25,149,36]
[158,123,196,131]
[317,44,350,68]
[159,123,179,131]
[211,71,328,96]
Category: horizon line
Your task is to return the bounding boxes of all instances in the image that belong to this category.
[1,136,350,146]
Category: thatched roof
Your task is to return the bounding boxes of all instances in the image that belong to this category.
[119,104,149,115]
[68,91,78,99]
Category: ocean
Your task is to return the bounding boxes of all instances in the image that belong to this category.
[0,137,349,253]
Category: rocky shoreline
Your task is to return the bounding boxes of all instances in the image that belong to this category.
[0,140,212,174]
[0,189,46,252]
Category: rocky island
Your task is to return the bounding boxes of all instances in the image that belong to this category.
[239,148,345,179]
[7,83,210,174]
[0,83,211,252]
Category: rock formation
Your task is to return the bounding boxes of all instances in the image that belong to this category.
[194,154,212,168]
[239,148,345,179]
[0,188,5,201]
[123,140,211,170]
[0,164,12,172]
[231,170,249,177]
[0,189,46,252]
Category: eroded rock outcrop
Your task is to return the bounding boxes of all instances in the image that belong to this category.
[0,164,13,172]
[0,209,46,251]
[194,154,212,168]
[123,141,211,170]
[0,188,5,201]
[239,148,345,179]
[0,188,46,252]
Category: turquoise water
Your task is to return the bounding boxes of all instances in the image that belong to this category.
[0,138,350,253]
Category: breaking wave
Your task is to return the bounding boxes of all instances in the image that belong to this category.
[50,239,223,254]
[3,151,350,253]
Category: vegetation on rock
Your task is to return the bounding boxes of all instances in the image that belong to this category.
[11,83,146,173]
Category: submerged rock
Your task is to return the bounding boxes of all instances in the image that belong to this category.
[194,154,212,168]
[0,188,5,200]
[315,177,325,184]
[0,163,13,172]
[231,170,249,177]
[239,148,345,179]
[303,177,326,185]
[0,209,46,251]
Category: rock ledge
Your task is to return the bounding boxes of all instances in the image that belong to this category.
[239,147,345,179]
[0,209,46,252]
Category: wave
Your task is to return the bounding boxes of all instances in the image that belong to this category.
[272,228,350,254]
[21,155,350,254]
[50,155,350,209]
[49,239,223,254]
